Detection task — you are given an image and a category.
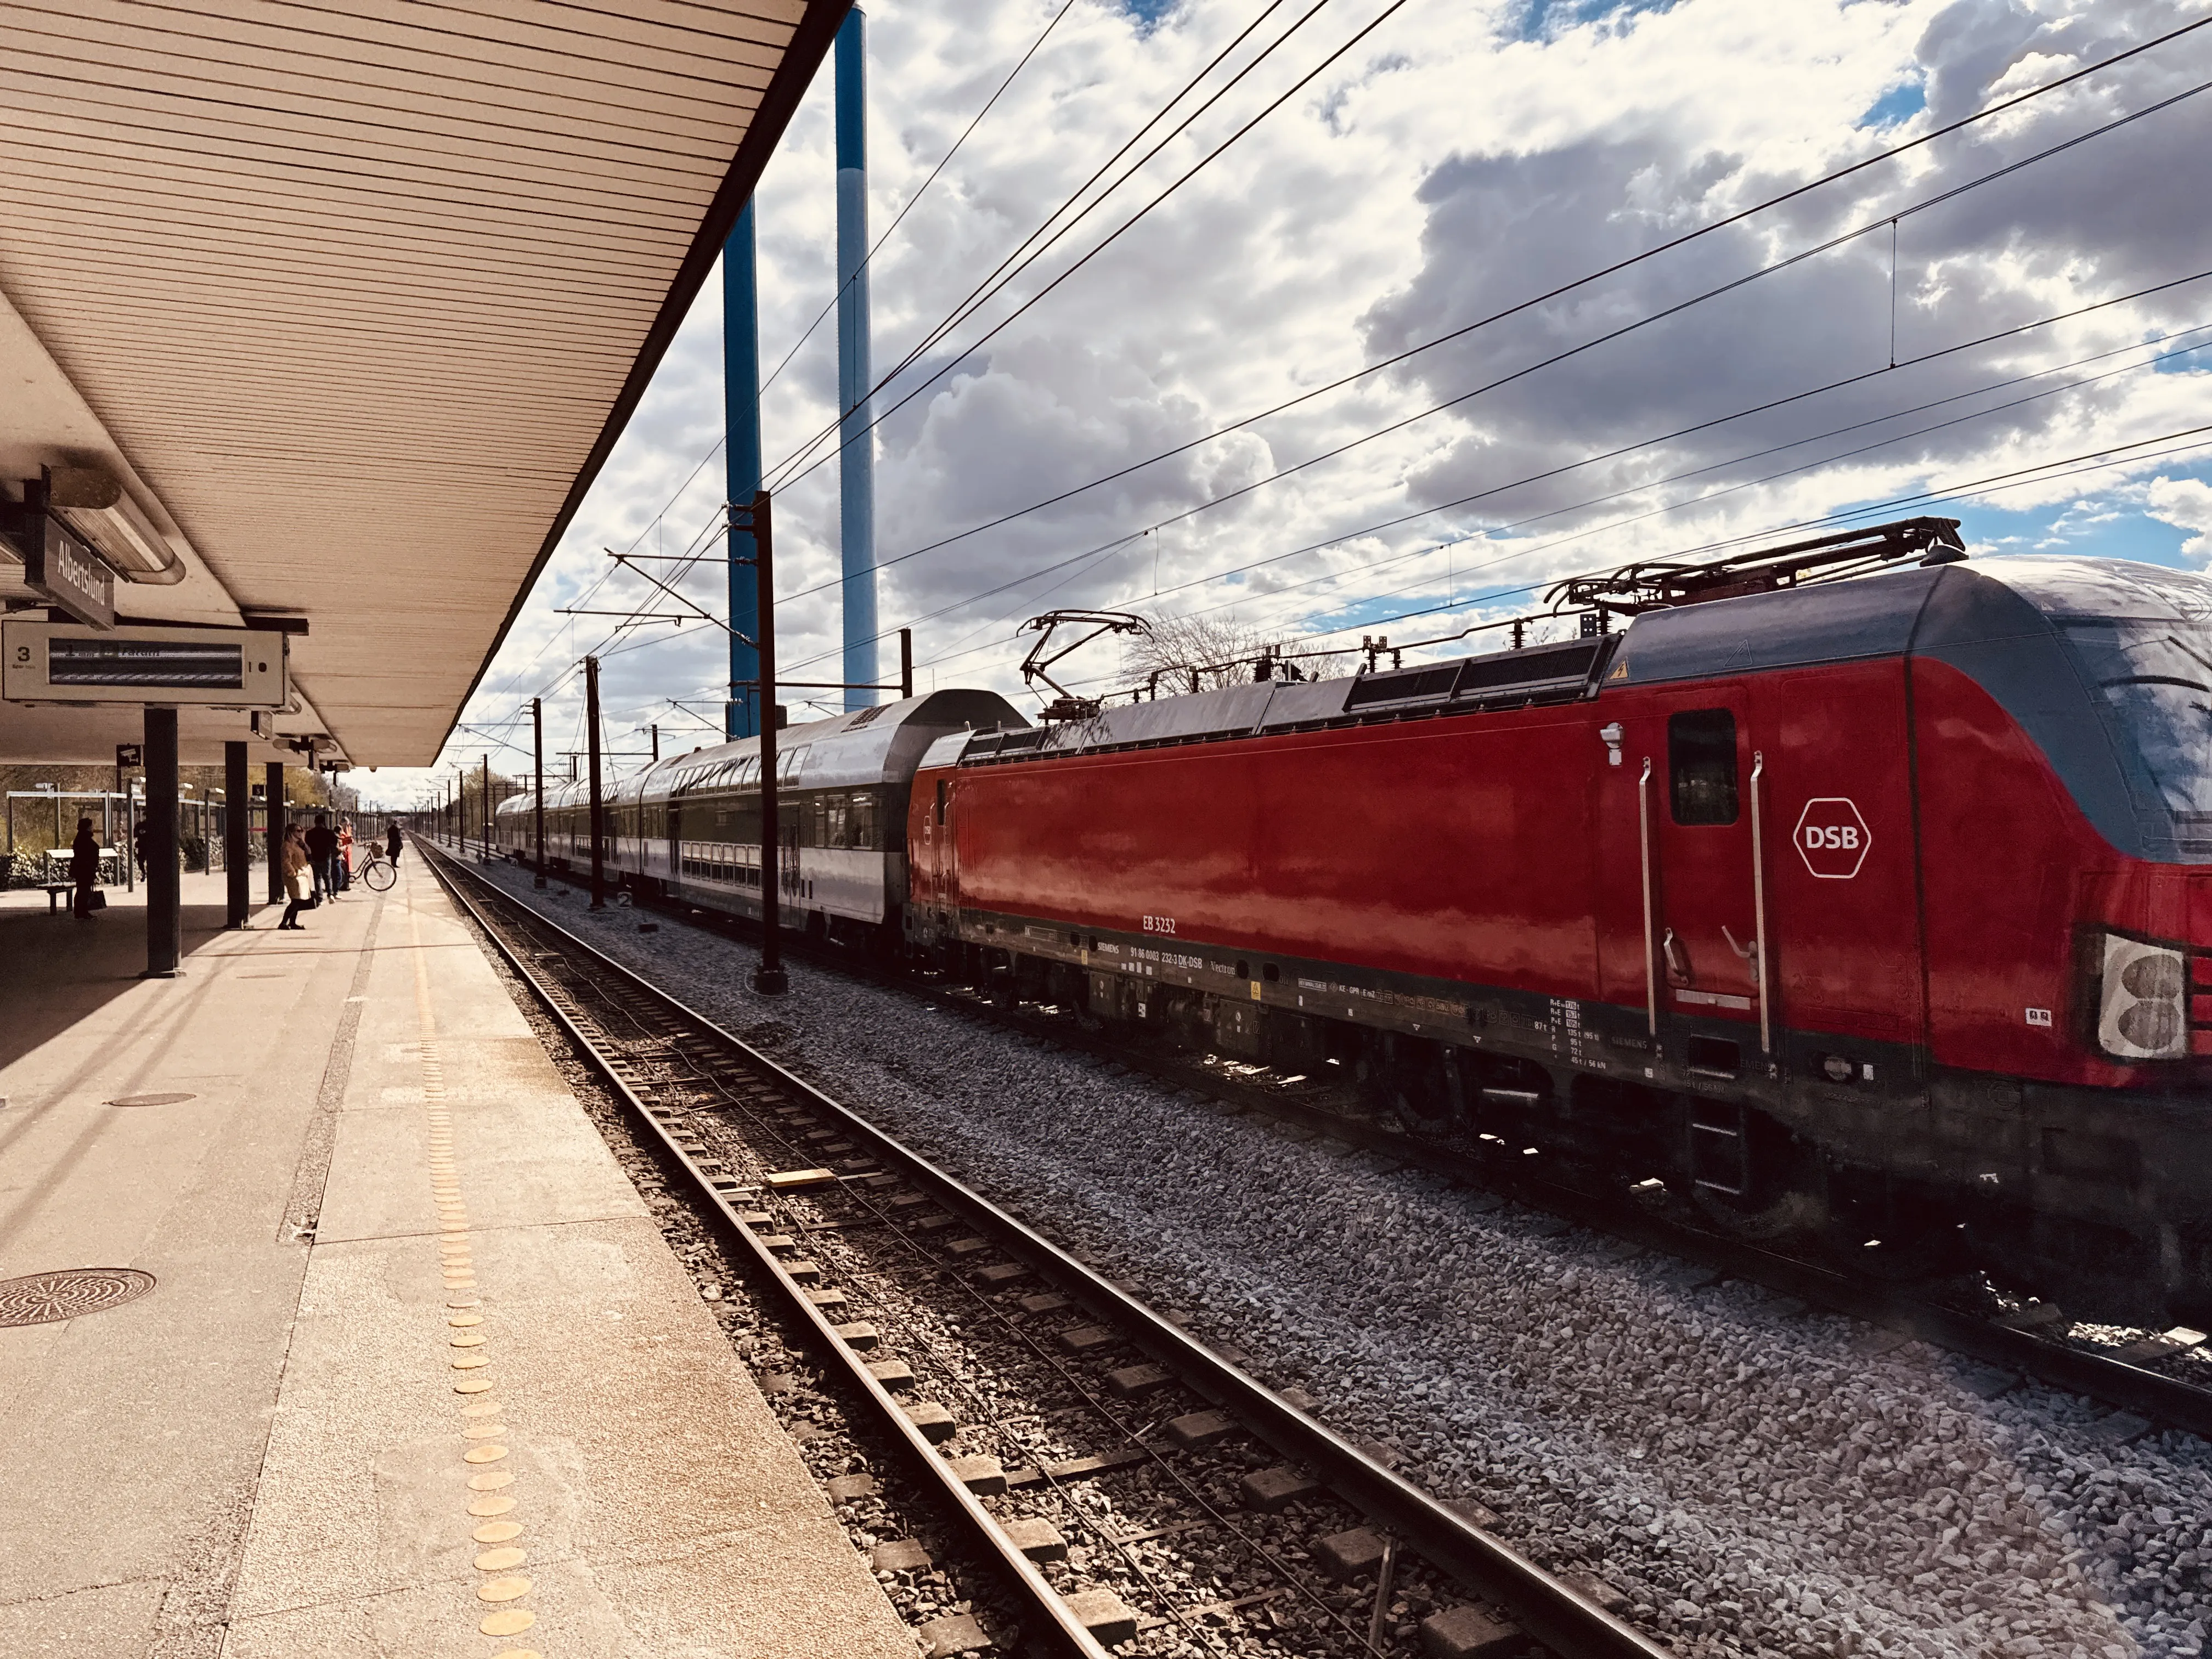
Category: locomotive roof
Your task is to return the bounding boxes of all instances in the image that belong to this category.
[495,688,1028,814]
[926,553,2211,864]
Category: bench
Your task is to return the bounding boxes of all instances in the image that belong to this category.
[42,882,75,913]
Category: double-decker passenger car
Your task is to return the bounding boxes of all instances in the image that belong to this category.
[497,689,1022,943]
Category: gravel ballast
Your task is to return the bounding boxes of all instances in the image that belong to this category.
[464,857,2211,1659]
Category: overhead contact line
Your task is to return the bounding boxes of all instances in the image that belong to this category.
[772,11,2212,608]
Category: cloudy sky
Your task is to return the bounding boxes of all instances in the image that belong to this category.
[365,0,2212,806]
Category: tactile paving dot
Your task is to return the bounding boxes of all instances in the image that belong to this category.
[106,1093,197,1107]
[475,1547,527,1571]
[473,1521,524,1543]
[477,1576,532,1603]
[480,1609,536,1637]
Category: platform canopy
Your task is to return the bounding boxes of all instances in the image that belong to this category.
[0,0,847,770]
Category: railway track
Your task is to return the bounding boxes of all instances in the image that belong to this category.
[454,842,2212,1451]
[422,841,1669,1659]
[950,1013,2212,1448]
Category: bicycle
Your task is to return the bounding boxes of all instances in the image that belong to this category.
[358,851,398,891]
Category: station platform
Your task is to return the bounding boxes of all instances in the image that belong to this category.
[0,866,912,1658]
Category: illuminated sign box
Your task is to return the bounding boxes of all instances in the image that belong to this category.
[3,621,289,708]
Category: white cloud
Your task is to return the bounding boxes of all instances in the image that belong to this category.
[2144,474,2212,561]
[367,0,2212,805]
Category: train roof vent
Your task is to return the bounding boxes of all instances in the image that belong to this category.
[1453,639,1605,702]
[846,703,891,729]
[964,725,1051,759]
[1344,661,1462,713]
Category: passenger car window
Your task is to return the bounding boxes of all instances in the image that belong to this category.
[1669,708,1739,825]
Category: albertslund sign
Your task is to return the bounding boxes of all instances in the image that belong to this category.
[25,515,115,630]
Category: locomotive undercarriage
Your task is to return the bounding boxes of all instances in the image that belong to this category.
[926,913,2208,1328]
[493,861,2205,1324]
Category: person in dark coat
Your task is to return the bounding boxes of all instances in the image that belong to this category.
[304,812,339,898]
[386,821,403,865]
[70,817,101,917]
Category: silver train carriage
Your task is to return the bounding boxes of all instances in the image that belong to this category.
[494,690,1023,942]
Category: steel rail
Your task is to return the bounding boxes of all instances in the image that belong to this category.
[424,840,1673,1659]
[419,845,1114,1659]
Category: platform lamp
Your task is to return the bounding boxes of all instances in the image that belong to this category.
[43,465,185,585]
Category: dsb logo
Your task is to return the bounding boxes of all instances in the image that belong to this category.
[1793,798,1872,879]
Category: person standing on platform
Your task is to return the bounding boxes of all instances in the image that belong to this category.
[337,822,354,891]
[386,820,403,867]
[278,824,312,930]
[132,823,148,879]
[305,812,338,899]
[70,817,101,918]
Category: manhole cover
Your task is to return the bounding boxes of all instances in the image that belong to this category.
[107,1093,196,1108]
[0,1268,157,1328]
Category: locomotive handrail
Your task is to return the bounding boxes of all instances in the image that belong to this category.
[1751,751,1772,1056]
[1638,756,1657,1037]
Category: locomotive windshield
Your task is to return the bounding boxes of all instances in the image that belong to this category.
[1914,556,2212,861]
[2058,615,2212,838]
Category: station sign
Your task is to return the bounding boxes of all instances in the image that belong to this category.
[24,515,115,629]
[3,620,289,708]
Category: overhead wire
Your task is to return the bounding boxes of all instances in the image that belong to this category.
[457,12,2212,753]
[1057,287,2212,644]
[791,62,2212,659]
[765,0,1420,492]
[772,12,2212,607]
[800,267,2212,681]
[1030,414,2212,701]
[757,0,1306,485]
[516,0,1091,692]
[1135,326,2212,653]
[757,0,1086,406]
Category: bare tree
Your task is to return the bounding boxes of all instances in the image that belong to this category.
[1122,612,1350,697]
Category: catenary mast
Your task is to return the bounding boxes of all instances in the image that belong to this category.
[836,8,878,710]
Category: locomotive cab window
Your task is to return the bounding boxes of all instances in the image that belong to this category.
[1668,709,1739,825]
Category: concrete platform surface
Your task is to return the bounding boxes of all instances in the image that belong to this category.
[0,867,914,1658]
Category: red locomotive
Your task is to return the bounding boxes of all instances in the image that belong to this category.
[906,518,2212,1322]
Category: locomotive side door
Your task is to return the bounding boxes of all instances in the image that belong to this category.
[1646,687,1767,1060]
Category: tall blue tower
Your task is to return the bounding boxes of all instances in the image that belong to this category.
[836,8,879,709]
[724,201,763,740]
